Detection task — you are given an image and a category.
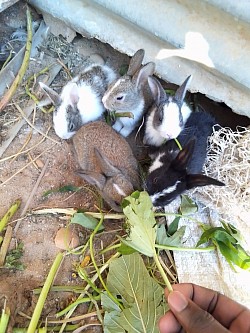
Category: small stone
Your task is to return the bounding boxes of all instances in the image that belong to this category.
[35,159,44,169]
[54,227,80,250]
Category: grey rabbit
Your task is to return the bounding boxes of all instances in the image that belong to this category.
[71,121,140,212]
[143,75,192,146]
[102,49,155,137]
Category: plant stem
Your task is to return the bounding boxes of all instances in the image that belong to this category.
[57,252,119,333]
[0,305,10,333]
[155,244,215,252]
[174,138,182,150]
[0,226,13,266]
[89,215,123,309]
[27,252,64,333]
[0,199,21,232]
[153,251,173,292]
[99,243,121,254]
[56,295,100,317]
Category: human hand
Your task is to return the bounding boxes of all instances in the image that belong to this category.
[158,283,250,333]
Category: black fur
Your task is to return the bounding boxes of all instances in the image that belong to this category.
[146,111,224,207]
[173,110,216,173]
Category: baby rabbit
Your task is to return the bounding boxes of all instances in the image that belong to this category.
[143,75,192,146]
[40,63,117,139]
[146,138,225,208]
[71,121,140,212]
[102,49,155,137]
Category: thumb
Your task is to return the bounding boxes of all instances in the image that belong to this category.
[167,291,229,333]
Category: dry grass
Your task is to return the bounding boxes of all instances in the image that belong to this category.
[192,126,250,223]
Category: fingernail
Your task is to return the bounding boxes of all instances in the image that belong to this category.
[168,291,188,312]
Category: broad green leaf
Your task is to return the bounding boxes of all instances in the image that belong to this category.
[43,185,81,197]
[102,253,167,333]
[168,217,181,236]
[70,212,104,231]
[179,195,198,215]
[122,191,157,257]
[197,222,250,271]
[156,224,186,247]
[221,221,243,243]
[118,242,137,255]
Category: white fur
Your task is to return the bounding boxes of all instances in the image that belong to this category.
[113,183,126,197]
[144,110,165,146]
[53,64,117,139]
[149,153,165,173]
[144,101,192,146]
[102,79,123,105]
[53,84,105,139]
[150,182,180,204]
[113,100,145,137]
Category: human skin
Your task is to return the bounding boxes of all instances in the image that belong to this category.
[158,283,250,333]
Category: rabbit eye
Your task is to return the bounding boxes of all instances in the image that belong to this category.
[116,95,124,101]
[69,122,76,132]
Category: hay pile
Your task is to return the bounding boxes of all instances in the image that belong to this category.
[191,126,250,224]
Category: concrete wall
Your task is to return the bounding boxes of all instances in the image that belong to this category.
[28,0,250,118]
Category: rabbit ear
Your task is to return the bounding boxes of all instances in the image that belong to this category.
[76,169,106,190]
[148,76,166,104]
[172,139,195,171]
[39,82,61,106]
[127,49,145,76]
[94,148,120,177]
[174,75,192,106]
[133,62,155,89]
[67,82,79,105]
[186,174,225,189]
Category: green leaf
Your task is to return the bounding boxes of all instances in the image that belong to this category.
[165,89,175,96]
[122,191,157,257]
[71,212,104,231]
[43,185,81,197]
[197,223,250,271]
[168,217,181,236]
[4,242,25,270]
[179,195,198,215]
[102,253,167,333]
[119,64,129,76]
[156,224,186,247]
[118,242,137,255]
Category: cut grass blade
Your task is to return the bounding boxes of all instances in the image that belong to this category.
[27,252,64,333]
[0,303,10,333]
[0,199,21,232]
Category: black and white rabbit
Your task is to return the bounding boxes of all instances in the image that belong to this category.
[40,63,117,139]
[143,75,193,146]
[146,137,225,208]
[102,49,155,137]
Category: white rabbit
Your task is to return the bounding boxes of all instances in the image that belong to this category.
[143,75,192,146]
[40,63,117,139]
[71,121,140,212]
[102,49,155,137]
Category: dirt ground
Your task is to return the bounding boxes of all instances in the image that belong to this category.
[0,2,250,332]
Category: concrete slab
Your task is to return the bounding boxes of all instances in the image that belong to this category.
[28,0,250,118]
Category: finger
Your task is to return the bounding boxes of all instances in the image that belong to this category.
[158,311,181,333]
[165,284,248,328]
[167,290,229,333]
